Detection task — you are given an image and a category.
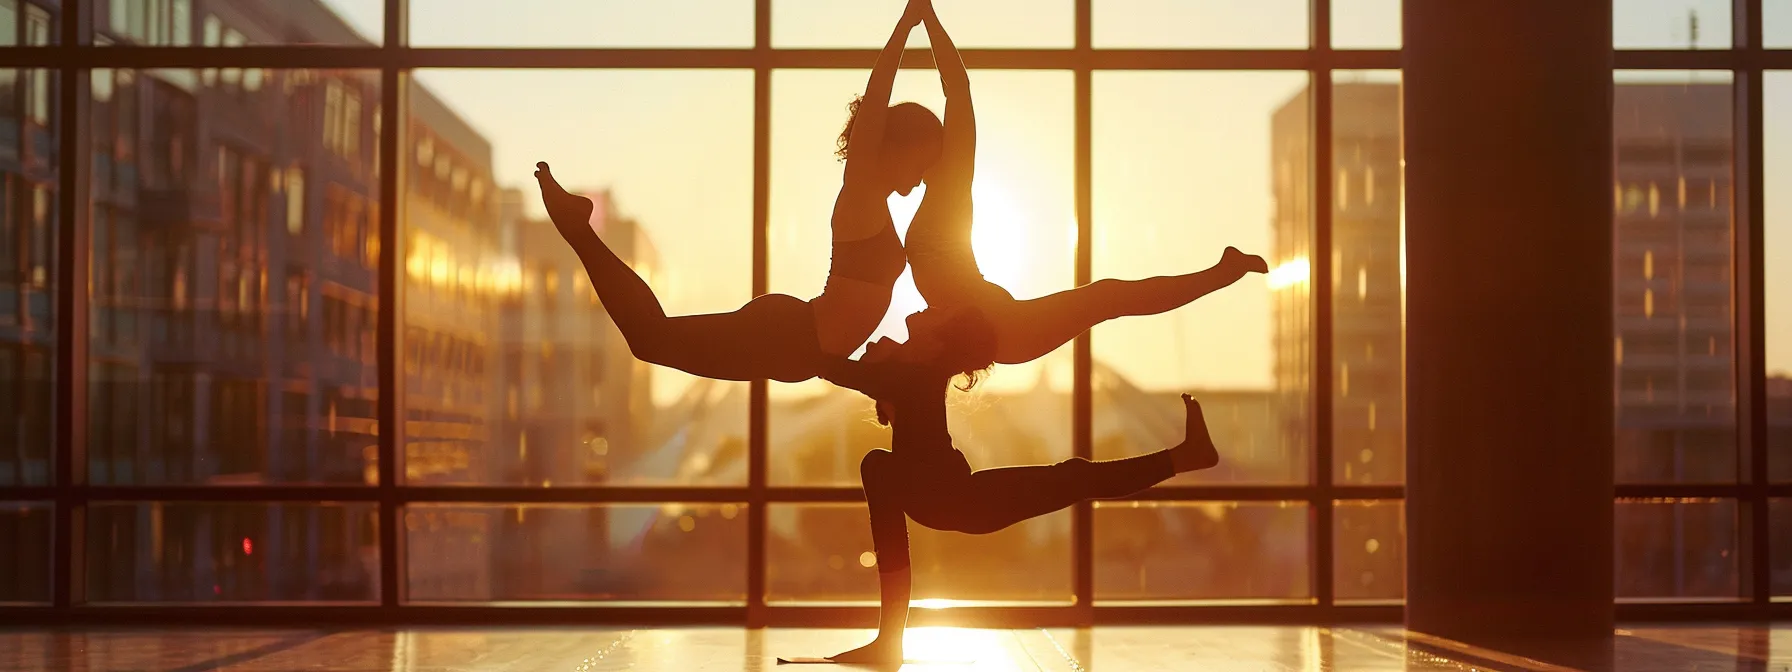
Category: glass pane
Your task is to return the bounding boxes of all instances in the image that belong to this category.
[1768,72,1792,482]
[0,1,61,46]
[404,503,747,603]
[1613,71,1737,485]
[1614,0,1732,49]
[766,503,1071,604]
[1615,498,1740,601]
[1332,71,1405,486]
[1334,499,1404,603]
[1093,502,1309,603]
[86,501,379,603]
[1094,0,1308,48]
[1773,499,1792,597]
[87,0,384,46]
[404,70,751,487]
[0,502,51,604]
[1770,0,1792,48]
[0,67,55,488]
[769,70,1074,487]
[774,0,1072,48]
[88,69,381,486]
[1092,71,1309,486]
[411,0,750,47]
[1332,0,1401,49]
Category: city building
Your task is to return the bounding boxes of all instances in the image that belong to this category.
[1270,81,1407,490]
[1612,82,1736,484]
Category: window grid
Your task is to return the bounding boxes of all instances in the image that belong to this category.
[0,0,1778,624]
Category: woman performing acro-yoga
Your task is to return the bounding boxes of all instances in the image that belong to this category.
[900,0,1271,365]
[532,2,939,383]
[811,307,1223,664]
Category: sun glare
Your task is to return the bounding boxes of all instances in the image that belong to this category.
[1267,256,1311,290]
[902,627,1003,665]
[970,180,1031,289]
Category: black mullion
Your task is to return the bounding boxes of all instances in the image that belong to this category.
[0,46,1404,71]
[1734,0,1769,607]
[51,0,88,610]
[1071,0,1094,623]
[45,483,1412,503]
[1615,484,1757,499]
[1310,0,1336,611]
[745,0,772,628]
[376,0,408,610]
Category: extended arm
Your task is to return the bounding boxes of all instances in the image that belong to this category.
[840,2,924,190]
[919,0,975,181]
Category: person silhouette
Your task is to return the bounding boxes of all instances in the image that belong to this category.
[811,307,1223,665]
[900,0,1271,366]
[533,1,938,383]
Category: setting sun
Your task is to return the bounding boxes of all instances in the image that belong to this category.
[970,180,1032,289]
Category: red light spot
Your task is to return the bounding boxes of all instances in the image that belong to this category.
[242,538,253,555]
[213,585,221,595]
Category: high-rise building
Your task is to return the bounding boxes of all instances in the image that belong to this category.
[60,0,517,603]
[1611,83,1736,484]
[1270,82,1406,489]
[0,1,57,506]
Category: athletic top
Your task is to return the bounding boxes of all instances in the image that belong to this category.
[826,222,908,288]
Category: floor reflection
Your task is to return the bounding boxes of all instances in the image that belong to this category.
[0,624,1786,670]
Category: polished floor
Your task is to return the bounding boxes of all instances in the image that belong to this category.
[1,624,1788,671]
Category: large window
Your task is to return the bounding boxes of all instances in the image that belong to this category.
[1610,1,1783,609]
[2,0,1784,622]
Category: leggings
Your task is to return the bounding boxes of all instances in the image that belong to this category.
[903,188,1248,367]
[858,448,1176,573]
[570,231,827,384]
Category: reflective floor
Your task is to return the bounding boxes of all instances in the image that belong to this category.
[1,624,1788,671]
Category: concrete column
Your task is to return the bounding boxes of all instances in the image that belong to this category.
[1403,0,1615,645]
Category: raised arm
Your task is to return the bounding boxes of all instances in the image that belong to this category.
[919,1,975,183]
[840,3,924,190]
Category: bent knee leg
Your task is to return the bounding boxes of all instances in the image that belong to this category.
[860,449,899,483]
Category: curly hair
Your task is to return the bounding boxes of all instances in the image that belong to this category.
[836,96,943,162]
[867,308,998,427]
[941,307,998,392]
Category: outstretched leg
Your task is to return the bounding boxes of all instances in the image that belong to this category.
[537,162,670,342]
[920,394,1220,535]
[988,247,1269,365]
[536,163,816,382]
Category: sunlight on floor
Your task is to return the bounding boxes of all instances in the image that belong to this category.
[903,627,1005,664]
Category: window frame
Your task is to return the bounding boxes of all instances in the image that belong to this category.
[0,0,1780,626]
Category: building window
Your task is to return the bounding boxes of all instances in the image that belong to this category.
[363,203,380,268]
[172,0,191,46]
[324,81,342,154]
[0,0,17,47]
[0,179,13,287]
[114,70,136,163]
[23,5,49,126]
[342,89,361,159]
[286,168,306,236]
[27,184,48,288]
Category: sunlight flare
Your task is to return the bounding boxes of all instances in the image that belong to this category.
[1267,256,1310,290]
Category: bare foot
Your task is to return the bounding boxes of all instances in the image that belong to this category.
[1171,393,1220,473]
[829,638,903,667]
[1220,246,1270,277]
[534,162,597,242]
